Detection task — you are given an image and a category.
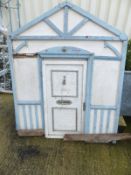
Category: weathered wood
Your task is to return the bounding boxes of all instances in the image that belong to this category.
[64,133,131,143]
[118,116,127,133]
[13,53,37,57]
[17,129,44,136]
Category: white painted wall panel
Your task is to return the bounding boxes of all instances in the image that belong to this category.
[91,60,120,106]
[74,21,115,36]
[14,58,40,101]
[13,40,122,57]
[1,0,131,38]
[20,22,57,36]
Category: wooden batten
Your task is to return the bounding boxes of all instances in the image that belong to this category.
[64,133,131,143]
[17,129,44,136]
[13,53,37,58]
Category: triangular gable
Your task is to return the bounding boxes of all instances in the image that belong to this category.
[11,2,127,40]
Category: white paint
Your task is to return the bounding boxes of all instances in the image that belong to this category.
[89,110,94,134]
[43,60,87,138]
[74,21,115,36]
[13,40,122,57]
[31,106,37,129]
[108,110,115,133]
[68,8,84,31]
[14,58,40,101]
[20,21,57,36]
[37,105,43,129]
[91,60,120,106]
[18,105,25,129]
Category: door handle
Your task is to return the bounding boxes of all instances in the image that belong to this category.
[56,100,72,105]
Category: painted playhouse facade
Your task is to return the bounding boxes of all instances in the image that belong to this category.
[8,2,128,138]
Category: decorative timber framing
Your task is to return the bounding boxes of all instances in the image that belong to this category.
[8,2,128,136]
[10,2,127,41]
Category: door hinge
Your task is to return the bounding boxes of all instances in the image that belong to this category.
[83,102,86,111]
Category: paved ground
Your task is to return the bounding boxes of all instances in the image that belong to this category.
[0,94,131,175]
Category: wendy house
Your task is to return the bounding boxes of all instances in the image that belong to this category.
[8,2,128,140]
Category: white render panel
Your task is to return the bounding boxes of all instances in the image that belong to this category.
[13,40,122,57]
[74,21,115,36]
[68,9,84,31]
[14,58,40,101]
[20,21,57,36]
[49,9,64,32]
[91,60,120,106]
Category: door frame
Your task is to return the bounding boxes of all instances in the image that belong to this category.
[37,46,94,136]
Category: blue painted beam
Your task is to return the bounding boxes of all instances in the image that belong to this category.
[44,19,63,36]
[11,35,121,41]
[104,42,121,58]
[64,6,68,34]
[90,105,117,110]
[68,18,89,35]
[13,41,27,53]
[17,100,41,105]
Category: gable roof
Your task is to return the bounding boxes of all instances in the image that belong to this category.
[11,1,127,41]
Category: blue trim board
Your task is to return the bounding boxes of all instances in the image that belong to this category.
[64,6,68,34]
[11,35,121,41]
[104,42,121,58]
[90,105,117,110]
[44,19,63,36]
[10,2,127,41]
[68,18,89,35]
[39,46,92,56]
[13,41,27,54]
[114,41,128,133]
[38,57,45,129]
[17,100,41,105]
[22,105,27,129]
[84,54,94,134]
[35,105,39,129]
[7,36,19,130]
[29,105,33,129]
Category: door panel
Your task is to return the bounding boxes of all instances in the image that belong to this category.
[43,60,87,138]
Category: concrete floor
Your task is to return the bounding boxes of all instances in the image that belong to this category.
[0,94,131,175]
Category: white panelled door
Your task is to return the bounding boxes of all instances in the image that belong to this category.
[43,60,87,138]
